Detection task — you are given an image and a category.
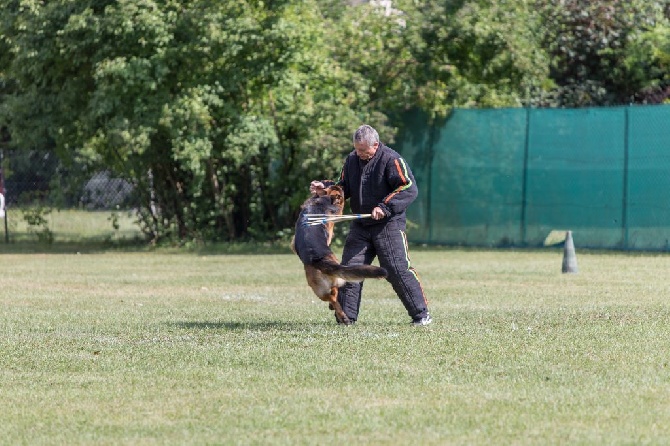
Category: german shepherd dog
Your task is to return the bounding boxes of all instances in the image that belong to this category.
[291,185,387,325]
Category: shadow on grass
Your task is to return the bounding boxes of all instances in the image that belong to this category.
[171,320,418,331]
[171,320,318,331]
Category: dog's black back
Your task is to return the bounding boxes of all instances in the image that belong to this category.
[293,196,335,266]
[292,189,387,281]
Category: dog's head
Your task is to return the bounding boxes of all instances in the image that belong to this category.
[302,184,345,217]
[324,185,345,212]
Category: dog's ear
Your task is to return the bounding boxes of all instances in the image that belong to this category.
[330,191,344,207]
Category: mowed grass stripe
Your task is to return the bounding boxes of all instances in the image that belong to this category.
[1,249,669,445]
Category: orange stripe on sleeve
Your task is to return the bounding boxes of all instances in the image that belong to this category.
[384,158,412,204]
[394,159,407,183]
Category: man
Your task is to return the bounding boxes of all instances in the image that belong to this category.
[310,124,431,326]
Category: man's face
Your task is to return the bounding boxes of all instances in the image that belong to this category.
[354,141,379,161]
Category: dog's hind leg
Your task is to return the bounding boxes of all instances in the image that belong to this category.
[328,286,351,325]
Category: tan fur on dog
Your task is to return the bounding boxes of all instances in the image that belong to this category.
[291,186,387,324]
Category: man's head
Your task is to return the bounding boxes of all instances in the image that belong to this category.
[353,124,379,161]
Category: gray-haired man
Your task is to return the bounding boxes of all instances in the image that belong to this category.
[310,124,431,325]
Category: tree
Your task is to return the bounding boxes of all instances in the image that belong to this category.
[407,0,551,115]
[626,9,670,103]
[2,0,668,245]
[0,0,372,242]
[536,0,669,106]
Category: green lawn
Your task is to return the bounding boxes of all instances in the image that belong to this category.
[1,248,669,445]
[2,208,143,243]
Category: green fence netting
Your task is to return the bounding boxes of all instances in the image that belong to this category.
[398,105,670,250]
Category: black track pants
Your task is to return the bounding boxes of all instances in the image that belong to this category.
[337,219,428,322]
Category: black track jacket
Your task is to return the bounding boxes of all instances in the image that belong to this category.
[327,143,418,226]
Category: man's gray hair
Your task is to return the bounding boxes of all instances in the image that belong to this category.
[353,125,379,146]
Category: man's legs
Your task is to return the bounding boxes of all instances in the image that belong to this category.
[337,223,376,322]
[374,220,429,321]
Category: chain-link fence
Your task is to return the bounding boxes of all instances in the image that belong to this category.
[0,150,142,244]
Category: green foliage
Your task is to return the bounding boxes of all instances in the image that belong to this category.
[108,210,120,231]
[536,0,670,106]
[0,0,668,244]
[21,201,54,244]
[0,0,371,243]
[626,18,670,103]
[405,0,552,115]
[325,1,422,130]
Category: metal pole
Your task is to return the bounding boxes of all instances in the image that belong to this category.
[621,107,630,249]
[0,149,7,243]
[520,108,531,246]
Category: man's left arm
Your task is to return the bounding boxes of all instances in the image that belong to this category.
[377,157,418,217]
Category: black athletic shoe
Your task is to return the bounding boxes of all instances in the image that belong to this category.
[411,313,432,326]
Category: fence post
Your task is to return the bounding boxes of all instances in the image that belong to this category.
[426,123,439,244]
[621,107,630,249]
[0,149,7,243]
[520,107,531,246]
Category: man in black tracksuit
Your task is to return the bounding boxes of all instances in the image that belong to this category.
[311,124,431,325]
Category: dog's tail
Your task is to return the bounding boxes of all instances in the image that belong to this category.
[314,258,387,282]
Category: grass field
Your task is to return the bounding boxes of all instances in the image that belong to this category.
[2,246,670,445]
[2,209,143,244]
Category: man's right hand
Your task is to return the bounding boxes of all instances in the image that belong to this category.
[310,181,325,195]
